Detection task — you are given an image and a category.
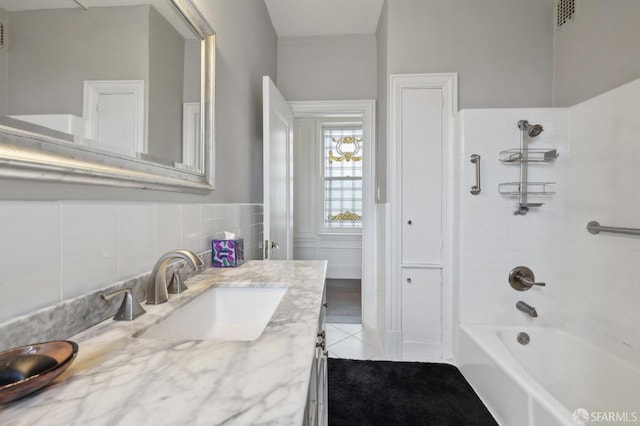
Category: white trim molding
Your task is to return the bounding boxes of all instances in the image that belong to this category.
[289,100,378,331]
[387,73,458,360]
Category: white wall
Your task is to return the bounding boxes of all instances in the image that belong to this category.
[0,201,263,324]
[456,108,569,328]
[553,0,640,107]
[277,35,377,101]
[564,78,640,367]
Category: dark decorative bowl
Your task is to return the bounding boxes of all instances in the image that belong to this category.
[0,340,78,405]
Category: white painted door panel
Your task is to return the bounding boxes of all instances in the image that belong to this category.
[401,88,442,265]
[83,80,145,154]
[96,93,137,148]
[263,76,293,260]
[401,267,442,358]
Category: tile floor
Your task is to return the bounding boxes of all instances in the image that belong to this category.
[326,322,385,360]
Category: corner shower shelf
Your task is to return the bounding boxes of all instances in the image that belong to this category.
[499,149,558,163]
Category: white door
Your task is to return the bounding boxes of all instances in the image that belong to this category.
[83,80,145,154]
[262,76,293,260]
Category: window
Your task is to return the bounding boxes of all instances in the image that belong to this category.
[322,125,363,231]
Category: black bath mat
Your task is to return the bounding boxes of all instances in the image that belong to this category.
[328,358,497,426]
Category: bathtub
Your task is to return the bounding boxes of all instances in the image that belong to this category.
[459,326,640,426]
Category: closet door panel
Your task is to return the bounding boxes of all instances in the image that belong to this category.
[401,267,442,356]
[400,88,443,265]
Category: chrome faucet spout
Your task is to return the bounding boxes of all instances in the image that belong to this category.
[146,249,203,305]
[516,300,538,317]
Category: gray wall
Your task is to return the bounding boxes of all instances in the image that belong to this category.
[195,0,278,203]
[0,7,7,116]
[373,0,554,200]
[277,35,377,101]
[384,0,554,109]
[0,0,277,203]
[552,0,640,106]
[7,6,149,116]
[183,39,201,103]
[148,6,184,163]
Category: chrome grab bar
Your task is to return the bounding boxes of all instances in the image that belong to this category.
[470,154,481,195]
[587,221,640,236]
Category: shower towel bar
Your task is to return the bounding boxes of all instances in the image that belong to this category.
[586,221,640,236]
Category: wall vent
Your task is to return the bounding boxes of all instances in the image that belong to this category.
[556,0,576,29]
[0,23,4,48]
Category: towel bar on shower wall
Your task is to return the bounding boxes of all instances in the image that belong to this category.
[586,221,640,236]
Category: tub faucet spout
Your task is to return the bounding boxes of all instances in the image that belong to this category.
[516,300,538,317]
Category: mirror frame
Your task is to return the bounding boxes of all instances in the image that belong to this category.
[0,0,215,193]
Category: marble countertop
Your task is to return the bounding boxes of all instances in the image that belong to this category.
[0,260,327,426]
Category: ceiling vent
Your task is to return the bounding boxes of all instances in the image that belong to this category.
[556,0,576,29]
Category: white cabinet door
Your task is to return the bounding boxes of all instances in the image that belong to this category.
[389,73,455,361]
[401,267,442,359]
[401,88,443,265]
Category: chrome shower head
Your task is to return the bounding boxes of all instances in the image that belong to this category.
[518,120,544,137]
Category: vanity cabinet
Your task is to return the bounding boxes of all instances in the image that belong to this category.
[305,287,328,426]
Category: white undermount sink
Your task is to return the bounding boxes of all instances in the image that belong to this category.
[138,285,288,341]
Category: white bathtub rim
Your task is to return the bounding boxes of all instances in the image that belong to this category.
[460,325,576,425]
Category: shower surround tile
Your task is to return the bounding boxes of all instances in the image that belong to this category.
[457,108,569,328]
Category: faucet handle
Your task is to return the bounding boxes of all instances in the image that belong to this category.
[101,287,146,321]
[518,275,546,287]
[167,271,188,294]
[509,266,545,291]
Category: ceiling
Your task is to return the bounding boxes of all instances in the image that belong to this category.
[264,0,385,38]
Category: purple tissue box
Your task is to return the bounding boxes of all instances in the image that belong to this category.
[212,238,244,267]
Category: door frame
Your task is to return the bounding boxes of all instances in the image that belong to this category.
[388,73,457,360]
[289,100,377,331]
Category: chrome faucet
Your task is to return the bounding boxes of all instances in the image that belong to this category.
[146,249,204,305]
[516,301,538,317]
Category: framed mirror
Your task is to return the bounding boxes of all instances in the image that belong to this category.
[0,0,215,193]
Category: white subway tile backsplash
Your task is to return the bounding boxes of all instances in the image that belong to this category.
[0,201,60,242]
[0,202,263,324]
[62,203,118,267]
[155,204,182,257]
[62,259,119,299]
[0,275,60,320]
[118,250,155,281]
[117,203,155,257]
